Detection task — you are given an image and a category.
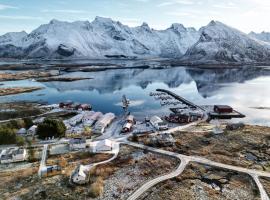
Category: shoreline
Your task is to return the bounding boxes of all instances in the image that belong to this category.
[0,87,44,96]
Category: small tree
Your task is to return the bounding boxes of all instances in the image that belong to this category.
[131,133,138,142]
[23,117,33,129]
[37,118,66,139]
[58,156,67,168]
[26,139,36,162]
[88,177,104,198]
[83,126,92,137]
[7,120,20,129]
[0,126,17,144]
[16,135,25,146]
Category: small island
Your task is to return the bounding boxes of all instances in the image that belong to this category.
[37,77,92,82]
[0,87,44,96]
[0,71,54,81]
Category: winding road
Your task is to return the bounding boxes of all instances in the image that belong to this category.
[124,141,270,200]
[85,142,120,171]
[127,158,189,200]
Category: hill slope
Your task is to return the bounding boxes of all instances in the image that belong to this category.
[182,21,270,64]
[0,17,199,59]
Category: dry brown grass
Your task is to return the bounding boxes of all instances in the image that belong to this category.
[88,176,104,198]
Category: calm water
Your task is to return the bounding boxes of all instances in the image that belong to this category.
[1,65,270,126]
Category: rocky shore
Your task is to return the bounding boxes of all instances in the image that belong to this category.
[0,87,44,96]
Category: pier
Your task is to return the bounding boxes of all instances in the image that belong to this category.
[156,89,205,111]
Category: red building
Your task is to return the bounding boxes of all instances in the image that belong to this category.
[59,101,73,108]
[214,105,233,113]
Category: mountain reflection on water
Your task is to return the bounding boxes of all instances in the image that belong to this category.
[0,66,270,126]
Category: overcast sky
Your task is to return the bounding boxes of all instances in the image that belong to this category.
[0,0,269,35]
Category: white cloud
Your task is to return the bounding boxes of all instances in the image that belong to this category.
[41,9,87,14]
[213,4,236,9]
[134,0,150,2]
[0,15,44,20]
[165,11,193,17]
[157,2,175,7]
[157,0,195,7]
[0,4,18,10]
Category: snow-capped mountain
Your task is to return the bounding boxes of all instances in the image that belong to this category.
[182,21,270,64]
[249,31,270,43]
[1,17,270,64]
[0,17,199,59]
[0,31,27,45]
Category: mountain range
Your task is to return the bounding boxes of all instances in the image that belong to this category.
[1,16,270,64]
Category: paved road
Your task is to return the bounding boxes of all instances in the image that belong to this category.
[252,174,270,200]
[124,141,270,200]
[38,144,48,177]
[189,156,270,178]
[127,158,189,200]
[85,142,120,170]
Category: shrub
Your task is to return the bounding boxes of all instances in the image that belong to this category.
[37,118,66,139]
[6,120,22,129]
[23,117,33,129]
[0,125,17,144]
[131,133,138,142]
[88,177,104,198]
[16,135,25,146]
[28,147,37,162]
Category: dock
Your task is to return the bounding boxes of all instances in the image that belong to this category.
[156,89,205,111]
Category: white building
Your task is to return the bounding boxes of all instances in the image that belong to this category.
[65,127,84,136]
[122,122,133,133]
[64,121,72,130]
[69,138,86,150]
[82,111,102,127]
[12,149,27,162]
[150,116,168,130]
[71,164,89,184]
[17,128,27,135]
[94,113,115,134]
[67,114,84,126]
[0,148,27,164]
[27,125,37,135]
[126,115,135,124]
[33,117,45,124]
[90,139,113,153]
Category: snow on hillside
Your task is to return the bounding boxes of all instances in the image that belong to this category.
[182,21,270,63]
[0,17,199,59]
[249,31,270,43]
[1,17,270,64]
[0,31,27,45]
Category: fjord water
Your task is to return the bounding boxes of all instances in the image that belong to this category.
[0,65,270,126]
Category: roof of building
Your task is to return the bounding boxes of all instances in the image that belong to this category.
[17,128,26,134]
[70,138,86,144]
[91,139,113,148]
[126,115,134,121]
[214,105,232,109]
[123,122,133,129]
[150,116,163,123]
[74,165,87,178]
[96,113,115,126]
[13,148,25,155]
[28,125,37,132]
[80,104,91,108]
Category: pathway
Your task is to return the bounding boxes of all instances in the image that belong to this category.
[124,141,270,200]
[38,144,48,177]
